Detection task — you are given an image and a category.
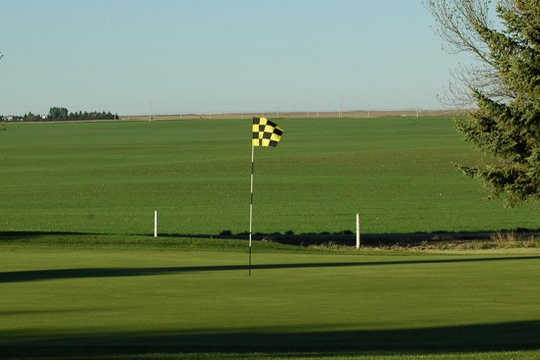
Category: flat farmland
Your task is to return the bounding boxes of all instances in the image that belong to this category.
[0,116,538,237]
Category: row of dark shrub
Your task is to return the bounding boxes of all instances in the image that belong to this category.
[0,107,119,122]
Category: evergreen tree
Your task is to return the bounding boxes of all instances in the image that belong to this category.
[428,0,540,205]
[48,107,69,121]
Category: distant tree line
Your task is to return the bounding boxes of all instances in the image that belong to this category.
[0,107,119,122]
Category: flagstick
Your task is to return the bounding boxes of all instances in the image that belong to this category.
[249,144,254,276]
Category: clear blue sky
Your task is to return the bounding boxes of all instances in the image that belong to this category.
[0,1,467,115]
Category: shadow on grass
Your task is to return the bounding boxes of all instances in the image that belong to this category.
[1,256,539,283]
[2,228,540,246]
[162,228,540,246]
[2,321,540,358]
[0,308,113,317]
[0,231,104,241]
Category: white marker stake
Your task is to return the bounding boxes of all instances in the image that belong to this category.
[154,210,158,238]
[356,213,360,249]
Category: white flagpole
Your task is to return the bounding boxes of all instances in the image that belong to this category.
[154,210,158,238]
[356,213,360,249]
[249,143,254,276]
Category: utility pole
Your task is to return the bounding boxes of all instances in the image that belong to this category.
[1,53,5,126]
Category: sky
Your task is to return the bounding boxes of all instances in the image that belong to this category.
[0,1,470,115]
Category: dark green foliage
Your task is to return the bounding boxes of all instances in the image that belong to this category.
[23,112,43,122]
[46,107,118,121]
[48,106,69,120]
[0,107,120,122]
[455,0,540,205]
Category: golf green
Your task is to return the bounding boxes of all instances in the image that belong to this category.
[1,245,539,359]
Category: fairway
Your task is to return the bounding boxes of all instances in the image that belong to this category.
[1,117,539,238]
[1,245,540,359]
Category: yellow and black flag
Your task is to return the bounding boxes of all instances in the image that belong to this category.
[248,116,283,275]
[252,117,283,147]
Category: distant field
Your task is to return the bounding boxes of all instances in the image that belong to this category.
[121,109,465,121]
[1,116,539,238]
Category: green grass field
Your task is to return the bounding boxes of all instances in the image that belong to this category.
[1,116,539,236]
[1,245,540,359]
[1,117,540,359]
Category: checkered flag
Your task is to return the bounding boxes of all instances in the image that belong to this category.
[252,117,283,147]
